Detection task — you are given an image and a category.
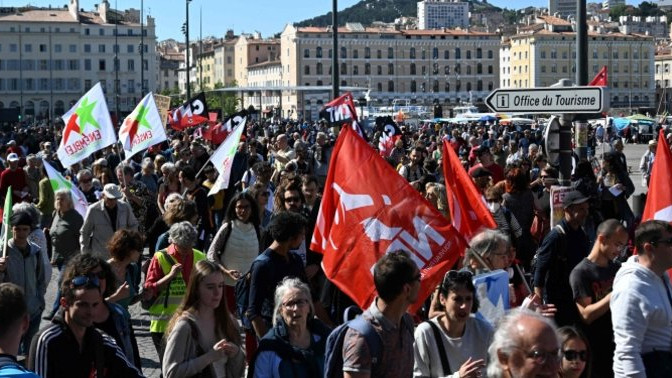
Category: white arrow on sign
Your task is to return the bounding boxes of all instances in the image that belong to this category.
[485,86,606,114]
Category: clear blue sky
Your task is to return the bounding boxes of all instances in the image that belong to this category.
[4,0,642,41]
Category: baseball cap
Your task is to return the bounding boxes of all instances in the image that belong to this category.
[7,153,19,162]
[562,191,589,209]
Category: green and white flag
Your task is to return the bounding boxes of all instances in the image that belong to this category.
[1,186,11,258]
[57,82,117,167]
[206,117,247,196]
[119,92,167,159]
[43,160,89,218]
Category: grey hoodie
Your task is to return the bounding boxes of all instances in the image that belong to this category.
[611,257,672,378]
[0,239,46,317]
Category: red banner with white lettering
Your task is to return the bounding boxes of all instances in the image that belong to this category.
[311,127,466,311]
[319,92,367,141]
[442,141,497,240]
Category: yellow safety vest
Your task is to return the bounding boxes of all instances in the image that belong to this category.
[148,249,206,333]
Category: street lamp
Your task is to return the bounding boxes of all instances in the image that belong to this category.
[332,0,339,99]
[140,0,144,96]
[185,0,193,99]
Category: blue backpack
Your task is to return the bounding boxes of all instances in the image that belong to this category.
[323,306,382,378]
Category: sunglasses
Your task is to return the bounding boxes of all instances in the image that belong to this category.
[563,349,588,362]
[70,274,100,288]
[284,196,301,203]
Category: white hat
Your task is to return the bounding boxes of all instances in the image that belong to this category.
[649,139,658,146]
[102,184,122,199]
[7,153,19,162]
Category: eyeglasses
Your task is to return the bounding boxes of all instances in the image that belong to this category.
[282,298,309,309]
[563,349,588,362]
[512,347,561,364]
[70,274,100,288]
[284,196,301,203]
[652,237,672,246]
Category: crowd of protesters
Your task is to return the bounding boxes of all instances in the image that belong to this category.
[0,115,669,378]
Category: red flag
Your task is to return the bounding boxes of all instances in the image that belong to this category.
[311,127,466,312]
[319,92,367,140]
[642,130,672,223]
[589,66,608,87]
[208,112,218,124]
[442,141,497,240]
[203,122,229,145]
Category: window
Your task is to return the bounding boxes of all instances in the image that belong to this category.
[422,49,426,60]
[316,63,323,75]
[377,50,381,59]
[388,48,393,59]
[99,44,105,53]
[353,66,359,75]
[39,78,48,90]
[340,63,347,75]
[613,51,619,59]
[128,79,135,93]
[488,65,493,74]
[410,63,416,75]
[411,81,417,93]
[477,63,482,74]
[99,59,106,71]
[387,81,394,92]
[593,50,598,59]
[476,48,482,59]
[550,51,557,59]
[128,60,135,71]
[84,44,91,53]
[466,66,471,75]
[477,80,483,91]
[127,45,134,53]
[304,65,310,75]
[432,80,439,92]
[39,44,47,52]
[377,82,383,92]
[9,44,17,53]
[410,48,416,59]
[433,48,439,59]
[84,59,91,71]
[69,45,76,53]
[316,47,322,58]
[488,50,493,59]
[340,47,347,59]
[68,60,78,70]
[455,48,461,59]
[364,47,370,59]
[444,50,450,60]
[422,65,427,76]
[445,81,450,92]
[304,49,309,58]
[466,50,471,59]
[364,63,370,75]
[444,66,450,75]
[542,65,547,73]
[388,63,394,75]
[39,60,48,70]
[353,49,358,59]
[25,44,32,53]
[377,65,382,75]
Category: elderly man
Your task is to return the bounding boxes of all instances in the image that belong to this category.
[80,183,138,259]
[486,309,561,378]
[269,134,295,178]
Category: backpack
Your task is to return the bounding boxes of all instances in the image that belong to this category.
[234,252,271,330]
[530,224,567,287]
[323,306,382,378]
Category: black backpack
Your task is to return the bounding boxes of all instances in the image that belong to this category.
[234,252,270,330]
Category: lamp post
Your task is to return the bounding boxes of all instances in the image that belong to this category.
[185,0,192,100]
[140,0,144,96]
[332,0,339,99]
[115,0,119,123]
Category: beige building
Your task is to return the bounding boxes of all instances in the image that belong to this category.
[501,16,655,110]
[280,23,500,120]
[213,37,237,87]
[157,39,184,93]
[234,35,280,87]
[245,60,283,116]
[654,52,672,113]
[0,0,157,120]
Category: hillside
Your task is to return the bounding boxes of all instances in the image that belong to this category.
[295,0,500,27]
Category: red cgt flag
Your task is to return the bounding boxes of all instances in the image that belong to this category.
[589,66,608,87]
[442,141,497,241]
[311,127,466,312]
[642,130,672,223]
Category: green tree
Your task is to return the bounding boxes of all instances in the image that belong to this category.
[638,1,662,16]
[609,4,629,18]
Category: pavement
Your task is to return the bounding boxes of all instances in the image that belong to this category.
[33,140,651,378]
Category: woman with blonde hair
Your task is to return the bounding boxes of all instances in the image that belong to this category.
[425,182,449,219]
[163,259,245,378]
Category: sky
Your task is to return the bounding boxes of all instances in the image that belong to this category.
[3,0,642,41]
